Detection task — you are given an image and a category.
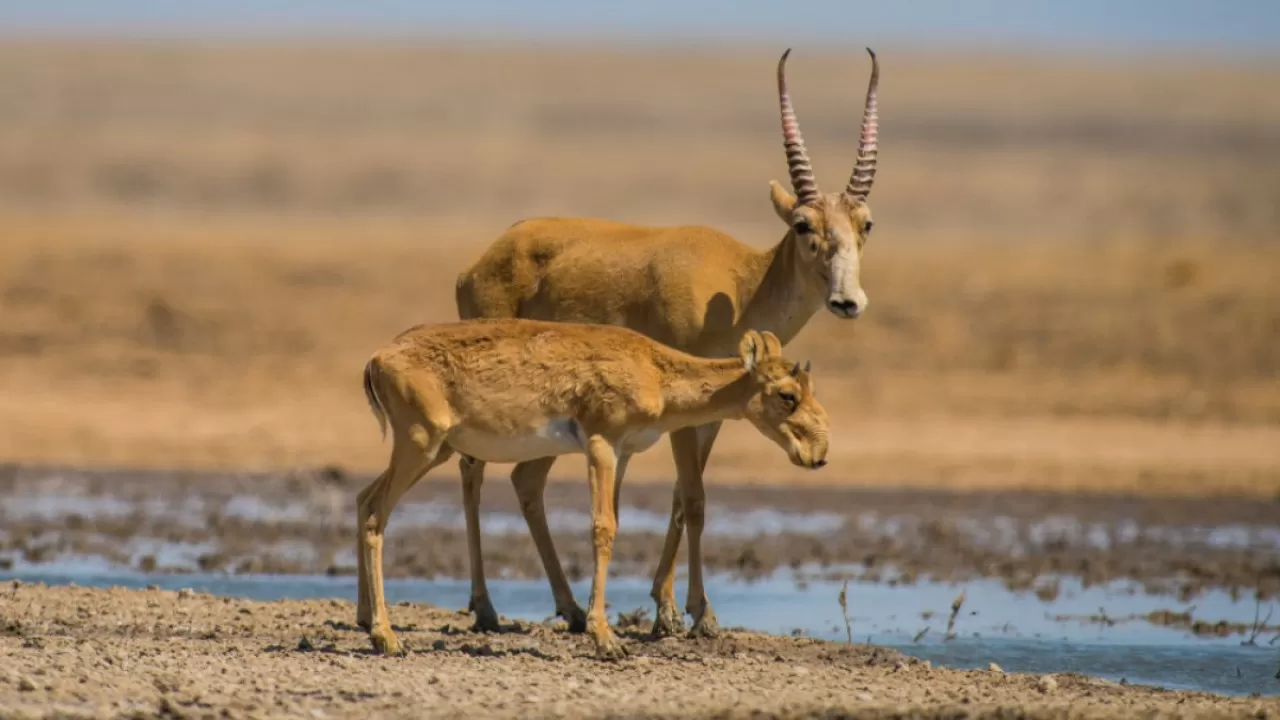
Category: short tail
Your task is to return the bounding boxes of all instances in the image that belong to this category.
[362,357,389,440]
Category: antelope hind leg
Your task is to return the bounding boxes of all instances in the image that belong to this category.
[362,437,452,656]
[511,456,587,632]
[460,455,500,633]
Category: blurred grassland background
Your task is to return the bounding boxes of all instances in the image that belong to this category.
[0,3,1278,495]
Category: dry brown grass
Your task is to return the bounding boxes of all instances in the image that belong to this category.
[0,41,1277,496]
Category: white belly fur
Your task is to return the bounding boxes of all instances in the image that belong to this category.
[448,418,587,464]
[447,420,666,464]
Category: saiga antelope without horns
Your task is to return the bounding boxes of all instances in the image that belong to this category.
[356,319,830,658]
[446,47,881,639]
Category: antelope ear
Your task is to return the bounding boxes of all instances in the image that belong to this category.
[799,370,815,395]
[769,180,797,221]
[738,330,765,373]
[759,330,783,359]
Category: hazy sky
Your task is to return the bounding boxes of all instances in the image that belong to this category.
[2,0,1278,56]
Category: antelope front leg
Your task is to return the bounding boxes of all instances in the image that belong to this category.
[678,466,718,638]
[651,422,723,638]
[584,436,626,660]
[460,455,500,633]
[648,483,686,637]
[672,422,723,638]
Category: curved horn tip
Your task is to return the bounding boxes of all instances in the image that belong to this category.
[804,360,812,373]
[865,47,876,60]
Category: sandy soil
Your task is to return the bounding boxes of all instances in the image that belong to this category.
[1,584,1275,719]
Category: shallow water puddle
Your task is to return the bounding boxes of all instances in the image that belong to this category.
[3,565,1275,697]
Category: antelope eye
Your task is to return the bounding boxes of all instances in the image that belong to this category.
[864,220,874,235]
[793,220,812,235]
[778,391,798,408]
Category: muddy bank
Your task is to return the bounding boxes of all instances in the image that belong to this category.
[1,584,1275,719]
[2,462,1279,602]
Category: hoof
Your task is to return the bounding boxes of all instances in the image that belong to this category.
[650,602,686,638]
[688,608,721,639]
[470,597,501,633]
[594,634,629,661]
[560,605,588,634]
[370,631,405,656]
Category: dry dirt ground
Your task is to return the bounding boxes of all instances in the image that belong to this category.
[0,584,1276,719]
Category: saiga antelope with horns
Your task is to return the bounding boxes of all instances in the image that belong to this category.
[442,47,880,639]
[357,320,830,658]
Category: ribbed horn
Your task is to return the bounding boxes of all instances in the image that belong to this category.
[844,48,880,201]
[777,48,820,206]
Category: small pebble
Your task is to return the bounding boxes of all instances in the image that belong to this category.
[1037,675,1058,693]
[988,662,1004,673]
[17,677,36,692]
[792,666,810,676]
[177,588,194,599]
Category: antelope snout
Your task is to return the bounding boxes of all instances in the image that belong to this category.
[791,441,828,470]
[826,289,868,319]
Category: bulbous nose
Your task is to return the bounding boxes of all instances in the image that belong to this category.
[810,458,827,469]
[827,298,862,318]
